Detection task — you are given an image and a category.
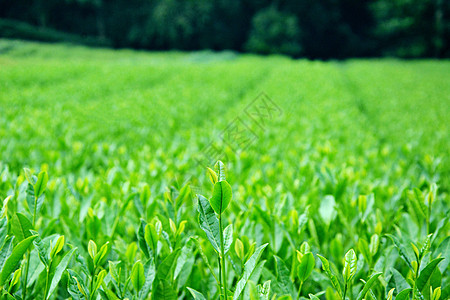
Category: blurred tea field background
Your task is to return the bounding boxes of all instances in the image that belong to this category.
[0,39,449,299]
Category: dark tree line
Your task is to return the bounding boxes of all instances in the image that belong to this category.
[1,0,449,58]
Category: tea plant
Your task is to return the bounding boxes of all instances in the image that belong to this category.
[0,40,448,299]
[190,161,269,299]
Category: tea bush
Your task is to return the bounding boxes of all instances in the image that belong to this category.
[0,40,448,299]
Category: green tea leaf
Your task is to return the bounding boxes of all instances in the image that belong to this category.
[343,249,357,283]
[369,234,379,256]
[391,268,410,292]
[145,223,159,254]
[244,260,266,299]
[197,195,221,253]
[358,238,371,264]
[67,269,88,300]
[137,219,150,258]
[191,237,219,284]
[415,257,444,292]
[93,242,109,266]
[33,235,50,269]
[214,161,226,182]
[356,272,382,300]
[94,269,107,292]
[154,279,177,300]
[395,288,412,300]
[0,238,13,272]
[234,243,269,300]
[88,240,97,260]
[209,180,232,215]
[34,171,48,198]
[319,195,336,225]
[139,258,156,299]
[11,213,33,242]
[386,234,413,269]
[235,238,244,260]
[419,234,433,259]
[298,252,315,282]
[387,288,395,300]
[274,255,296,298]
[156,249,180,281]
[131,261,145,292]
[206,168,218,185]
[47,247,77,299]
[0,234,37,285]
[23,168,34,185]
[187,287,207,300]
[257,280,271,300]
[309,294,320,300]
[223,224,233,254]
[317,254,342,297]
[50,235,65,259]
[435,236,450,273]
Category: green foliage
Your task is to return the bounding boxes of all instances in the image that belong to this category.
[0,41,448,299]
[210,181,232,215]
[245,7,302,56]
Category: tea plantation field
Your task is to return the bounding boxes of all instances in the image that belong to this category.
[0,39,449,300]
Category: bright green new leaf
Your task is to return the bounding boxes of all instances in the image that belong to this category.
[88,240,97,260]
[431,287,441,300]
[235,238,244,260]
[23,168,35,185]
[50,235,65,258]
[369,234,379,256]
[145,223,159,254]
[10,268,21,289]
[298,252,315,282]
[206,167,218,185]
[131,261,145,292]
[420,234,433,258]
[175,184,191,207]
[223,224,233,254]
[94,242,109,266]
[387,288,395,300]
[214,160,226,182]
[300,241,311,254]
[209,180,232,215]
[94,269,107,292]
[34,171,48,198]
[343,249,357,283]
[67,269,88,300]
